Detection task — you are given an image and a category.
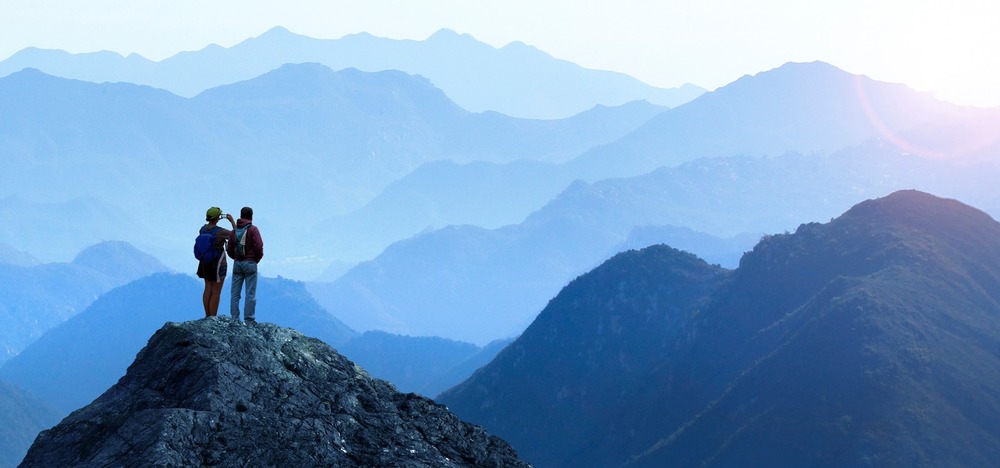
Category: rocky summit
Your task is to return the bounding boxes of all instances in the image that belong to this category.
[19,318,527,467]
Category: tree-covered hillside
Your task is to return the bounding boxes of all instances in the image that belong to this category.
[442,190,1000,467]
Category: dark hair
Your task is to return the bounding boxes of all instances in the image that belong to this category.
[241,206,253,220]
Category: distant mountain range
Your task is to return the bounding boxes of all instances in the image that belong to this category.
[0,241,170,364]
[307,61,1000,269]
[0,64,665,276]
[0,273,356,416]
[9,31,1000,466]
[0,378,58,467]
[3,59,995,282]
[307,100,666,262]
[339,331,497,397]
[0,196,152,264]
[5,58,996,349]
[1,264,499,421]
[73,240,171,285]
[441,190,1000,466]
[566,61,1000,180]
[0,243,514,436]
[0,242,38,267]
[307,204,755,344]
[0,27,703,119]
[306,135,1000,345]
[297,62,1000,344]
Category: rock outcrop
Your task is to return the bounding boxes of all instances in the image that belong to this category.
[2,273,357,418]
[20,318,527,467]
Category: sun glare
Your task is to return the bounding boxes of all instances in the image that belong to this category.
[867,1,1000,108]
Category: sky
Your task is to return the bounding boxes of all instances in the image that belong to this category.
[3,0,999,106]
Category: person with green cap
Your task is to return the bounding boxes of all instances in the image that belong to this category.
[197,206,235,317]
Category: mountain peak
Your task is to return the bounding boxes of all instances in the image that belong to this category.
[427,28,476,42]
[841,189,995,229]
[442,191,1000,466]
[0,242,38,266]
[71,240,171,282]
[732,189,1000,324]
[21,318,527,466]
[260,25,293,36]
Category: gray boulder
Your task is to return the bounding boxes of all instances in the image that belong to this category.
[19,318,526,467]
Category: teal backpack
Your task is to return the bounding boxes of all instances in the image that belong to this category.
[234,225,250,257]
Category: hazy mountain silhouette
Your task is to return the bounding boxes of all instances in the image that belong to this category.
[309,160,565,262]
[0,27,703,118]
[0,241,170,365]
[567,61,1000,180]
[307,209,753,345]
[303,100,665,262]
[5,59,994,284]
[0,65,666,278]
[339,331,482,396]
[309,130,1000,346]
[0,196,152,264]
[19,319,527,467]
[427,338,515,397]
[0,378,58,468]
[441,190,1000,467]
[72,240,170,285]
[553,140,1000,239]
[0,273,355,417]
[618,225,762,267]
[306,60,999,267]
[0,243,37,267]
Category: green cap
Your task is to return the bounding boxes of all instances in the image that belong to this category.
[206,206,222,221]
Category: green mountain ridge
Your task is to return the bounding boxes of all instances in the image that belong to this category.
[441,190,1000,467]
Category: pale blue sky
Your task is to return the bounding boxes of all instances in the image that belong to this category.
[3,0,999,106]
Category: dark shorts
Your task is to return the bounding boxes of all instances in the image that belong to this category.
[197,256,228,283]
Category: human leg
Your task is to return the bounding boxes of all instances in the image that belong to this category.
[208,279,225,316]
[244,262,258,322]
[202,280,212,316]
[230,262,246,319]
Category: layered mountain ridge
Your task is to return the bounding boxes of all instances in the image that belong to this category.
[0,241,170,364]
[0,27,702,119]
[0,273,356,416]
[0,379,57,468]
[568,61,1000,180]
[0,64,665,277]
[441,190,1000,467]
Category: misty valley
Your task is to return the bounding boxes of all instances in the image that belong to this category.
[3,28,1000,467]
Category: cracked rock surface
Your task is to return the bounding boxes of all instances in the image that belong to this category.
[20,318,527,467]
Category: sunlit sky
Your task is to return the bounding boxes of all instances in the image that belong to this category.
[3,0,999,106]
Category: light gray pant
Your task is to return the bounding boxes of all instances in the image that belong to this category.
[230,260,258,321]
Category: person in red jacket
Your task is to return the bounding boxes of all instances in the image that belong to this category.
[227,206,264,324]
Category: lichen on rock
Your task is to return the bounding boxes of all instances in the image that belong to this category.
[20,317,527,467]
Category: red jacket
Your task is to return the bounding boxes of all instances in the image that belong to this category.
[227,219,264,263]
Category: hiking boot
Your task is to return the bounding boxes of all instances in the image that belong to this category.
[245,318,257,325]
